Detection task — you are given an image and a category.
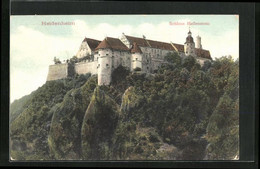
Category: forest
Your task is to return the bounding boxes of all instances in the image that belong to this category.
[10,53,239,160]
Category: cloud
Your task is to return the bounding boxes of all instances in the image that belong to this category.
[10,18,238,102]
[10,25,80,102]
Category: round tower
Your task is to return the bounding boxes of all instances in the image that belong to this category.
[196,35,202,49]
[184,29,196,57]
[95,38,113,86]
[97,48,112,85]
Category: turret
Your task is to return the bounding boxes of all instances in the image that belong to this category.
[184,29,196,57]
[196,35,202,49]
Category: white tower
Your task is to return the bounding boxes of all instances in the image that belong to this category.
[196,35,202,49]
[184,29,196,57]
[96,38,112,86]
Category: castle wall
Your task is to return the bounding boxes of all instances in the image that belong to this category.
[46,63,68,81]
[74,61,98,75]
[140,46,176,72]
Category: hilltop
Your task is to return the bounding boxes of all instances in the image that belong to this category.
[10,54,239,160]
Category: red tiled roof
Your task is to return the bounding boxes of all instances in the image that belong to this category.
[83,38,101,51]
[95,37,129,51]
[195,48,212,60]
[125,35,185,52]
[131,42,143,53]
[171,43,184,53]
[125,35,211,59]
[185,36,194,44]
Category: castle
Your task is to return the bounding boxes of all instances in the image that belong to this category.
[46,30,212,85]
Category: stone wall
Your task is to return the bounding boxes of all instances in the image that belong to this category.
[74,61,98,75]
[46,63,68,81]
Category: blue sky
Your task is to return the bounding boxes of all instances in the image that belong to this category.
[10,15,239,103]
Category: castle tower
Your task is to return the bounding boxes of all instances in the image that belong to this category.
[196,35,202,49]
[95,38,113,85]
[131,42,143,71]
[184,29,196,57]
[95,37,130,86]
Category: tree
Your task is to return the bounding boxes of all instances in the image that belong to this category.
[53,57,61,64]
[182,56,196,71]
[164,52,182,65]
[201,60,212,72]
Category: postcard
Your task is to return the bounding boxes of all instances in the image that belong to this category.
[10,15,239,161]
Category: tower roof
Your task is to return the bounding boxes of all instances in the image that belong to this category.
[95,37,129,51]
[131,42,143,53]
[185,36,194,44]
[185,29,194,44]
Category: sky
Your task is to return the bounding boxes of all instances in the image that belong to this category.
[10,15,239,103]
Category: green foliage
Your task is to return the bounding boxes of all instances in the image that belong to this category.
[10,94,32,123]
[81,87,120,160]
[48,75,97,160]
[10,54,239,160]
[164,52,182,65]
[10,74,94,160]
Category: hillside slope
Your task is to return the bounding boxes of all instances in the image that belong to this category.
[10,54,239,160]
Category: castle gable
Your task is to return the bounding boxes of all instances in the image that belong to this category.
[76,37,101,58]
